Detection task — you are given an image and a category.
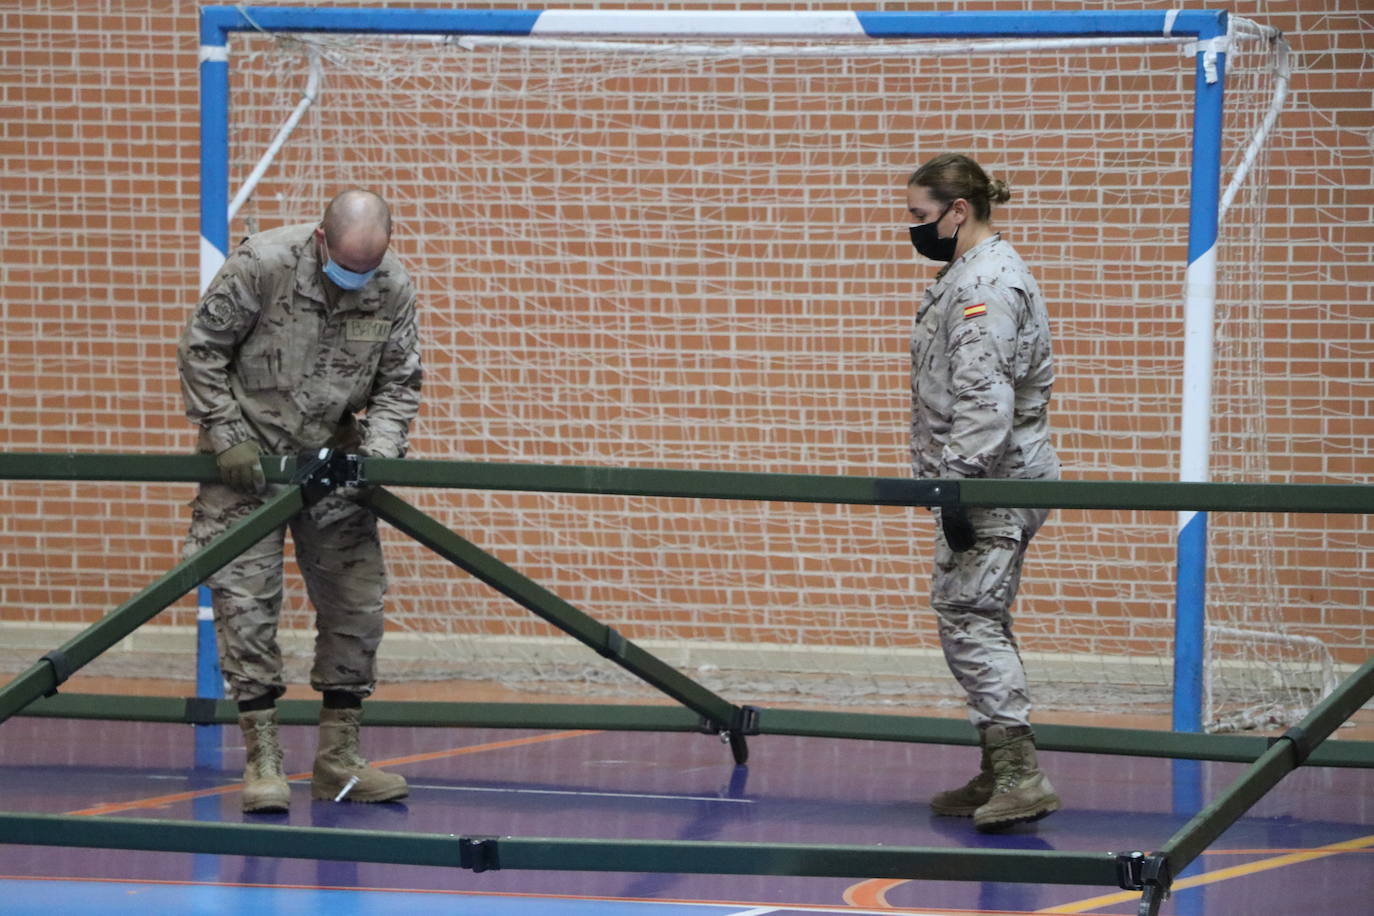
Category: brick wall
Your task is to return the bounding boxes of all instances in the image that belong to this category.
[0,1,1369,696]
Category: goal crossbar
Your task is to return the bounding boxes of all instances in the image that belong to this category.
[200,8,1229,41]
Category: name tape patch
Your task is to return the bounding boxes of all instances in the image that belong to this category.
[346,319,390,342]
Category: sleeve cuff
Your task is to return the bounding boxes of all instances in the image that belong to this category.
[207,420,254,455]
[359,427,406,459]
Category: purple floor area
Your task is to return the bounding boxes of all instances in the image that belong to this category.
[2,714,1372,915]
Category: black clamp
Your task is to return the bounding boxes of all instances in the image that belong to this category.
[183,697,220,725]
[293,448,366,506]
[39,649,73,697]
[1113,851,1172,896]
[872,478,958,508]
[1142,854,1172,887]
[459,836,501,873]
[1270,725,1313,766]
[596,627,627,661]
[1115,851,1146,890]
[699,705,761,739]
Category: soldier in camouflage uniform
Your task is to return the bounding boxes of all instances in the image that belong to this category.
[179,189,422,812]
[905,155,1061,831]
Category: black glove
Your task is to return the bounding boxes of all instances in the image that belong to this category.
[216,440,265,494]
[940,506,978,553]
[325,414,362,452]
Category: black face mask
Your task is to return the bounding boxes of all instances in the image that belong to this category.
[908,202,958,262]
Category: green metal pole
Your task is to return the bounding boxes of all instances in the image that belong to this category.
[365,487,743,732]
[0,452,303,484]
[0,811,1123,886]
[0,486,304,724]
[484,836,1119,884]
[361,457,950,507]
[756,708,1374,767]
[16,694,705,731]
[359,457,1374,514]
[954,477,1374,514]
[2,453,1371,514]
[31,684,1313,780]
[16,694,1374,767]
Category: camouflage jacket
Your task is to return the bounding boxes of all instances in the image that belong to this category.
[910,234,1058,484]
[178,223,422,458]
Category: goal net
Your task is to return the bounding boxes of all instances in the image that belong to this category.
[1,11,1316,731]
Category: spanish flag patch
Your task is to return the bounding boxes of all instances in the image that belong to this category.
[963,302,987,319]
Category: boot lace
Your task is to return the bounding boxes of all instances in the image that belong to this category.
[248,724,285,778]
[990,745,1029,794]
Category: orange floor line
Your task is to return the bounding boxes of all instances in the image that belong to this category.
[843,877,906,908]
[66,729,600,817]
[1036,833,1374,914]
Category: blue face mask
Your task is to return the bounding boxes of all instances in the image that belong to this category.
[319,232,379,290]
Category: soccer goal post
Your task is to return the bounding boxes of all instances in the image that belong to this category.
[197,7,1301,732]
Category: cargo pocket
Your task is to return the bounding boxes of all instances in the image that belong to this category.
[932,535,1024,615]
[966,506,1025,542]
[276,336,315,389]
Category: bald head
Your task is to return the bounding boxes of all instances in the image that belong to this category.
[318,189,392,274]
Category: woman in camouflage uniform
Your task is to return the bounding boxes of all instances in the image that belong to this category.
[905,154,1061,831]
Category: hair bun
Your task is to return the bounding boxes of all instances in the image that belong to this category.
[987,178,1012,204]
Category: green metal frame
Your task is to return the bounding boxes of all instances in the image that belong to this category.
[16,694,1374,769]
[1,452,1371,914]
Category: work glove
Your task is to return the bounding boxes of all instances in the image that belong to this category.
[940,506,978,553]
[216,440,266,495]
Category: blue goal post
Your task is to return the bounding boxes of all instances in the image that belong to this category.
[197,7,1252,733]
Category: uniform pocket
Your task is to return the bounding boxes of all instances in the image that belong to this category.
[276,337,315,389]
[237,352,276,391]
[932,535,1025,614]
[966,506,1025,541]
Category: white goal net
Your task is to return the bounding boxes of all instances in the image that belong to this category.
[202,20,1318,729]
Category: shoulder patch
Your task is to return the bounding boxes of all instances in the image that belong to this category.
[962,302,987,319]
[196,293,238,332]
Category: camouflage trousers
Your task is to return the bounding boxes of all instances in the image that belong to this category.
[185,483,387,704]
[931,505,1050,730]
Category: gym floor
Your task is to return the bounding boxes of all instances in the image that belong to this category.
[2,676,1372,916]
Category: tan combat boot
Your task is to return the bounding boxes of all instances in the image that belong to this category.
[238,708,291,813]
[972,724,1061,831]
[311,706,408,803]
[930,739,994,816]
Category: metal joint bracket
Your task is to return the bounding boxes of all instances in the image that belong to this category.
[1271,725,1312,765]
[872,478,958,507]
[183,697,219,725]
[1141,853,1172,895]
[1115,850,1147,890]
[459,836,501,872]
[699,704,762,738]
[596,627,626,661]
[38,649,73,697]
[293,448,365,506]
